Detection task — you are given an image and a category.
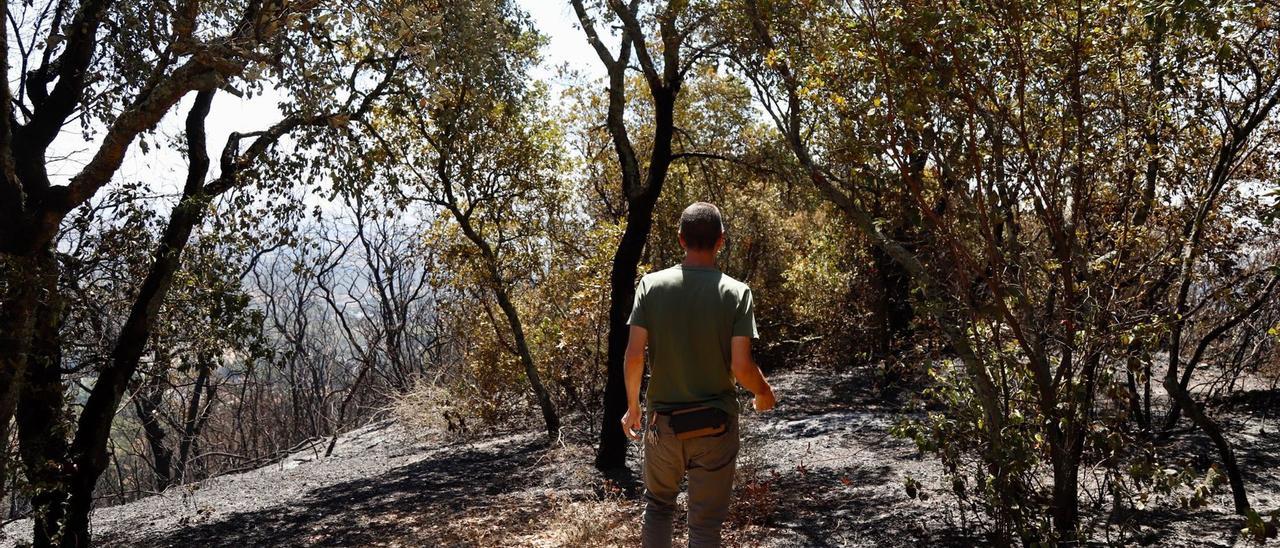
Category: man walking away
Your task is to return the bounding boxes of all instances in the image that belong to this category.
[620,202,778,548]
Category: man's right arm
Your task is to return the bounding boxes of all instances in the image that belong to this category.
[619,325,649,439]
[730,336,776,411]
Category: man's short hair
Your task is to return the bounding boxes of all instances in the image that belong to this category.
[679,202,724,250]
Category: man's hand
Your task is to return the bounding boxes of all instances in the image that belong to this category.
[621,406,643,440]
[753,385,777,412]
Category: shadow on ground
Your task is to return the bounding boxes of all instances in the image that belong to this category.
[119,439,549,547]
[739,460,978,547]
[100,368,1277,547]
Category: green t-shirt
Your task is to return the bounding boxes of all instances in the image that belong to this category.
[627,264,758,415]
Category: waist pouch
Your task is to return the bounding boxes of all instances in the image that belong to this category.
[667,406,729,440]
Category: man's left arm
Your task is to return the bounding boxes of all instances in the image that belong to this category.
[620,325,648,440]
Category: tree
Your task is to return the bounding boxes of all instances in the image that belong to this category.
[571,0,722,471]
[126,235,268,491]
[2,1,415,543]
[362,0,565,438]
[0,0,279,512]
[315,194,441,455]
[726,0,1280,541]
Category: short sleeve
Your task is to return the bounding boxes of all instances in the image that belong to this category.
[732,287,758,338]
[627,277,648,328]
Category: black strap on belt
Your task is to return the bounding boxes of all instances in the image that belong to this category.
[665,405,729,440]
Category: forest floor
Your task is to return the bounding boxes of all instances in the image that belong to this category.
[2,363,1278,547]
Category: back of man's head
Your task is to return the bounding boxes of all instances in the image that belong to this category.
[680,202,724,251]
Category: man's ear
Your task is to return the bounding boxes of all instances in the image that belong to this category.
[678,231,688,250]
[715,233,726,253]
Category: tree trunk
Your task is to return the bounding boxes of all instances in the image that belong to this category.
[133,374,174,491]
[869,236,913,359]
[595,90,676,471]
[0,253,43,509]
[1162,272,1280,430]
[595,195,662,469]
[1048,434,1081,541]
[1132,12,1165,227]
[571,0,685,471]
[1162,376,1250,514]
[444,200,562,440]
[50,89,215,547]
[15,248,70,547]
[492,285,560,439]
[174,360,213,483]
[325,356,375,458]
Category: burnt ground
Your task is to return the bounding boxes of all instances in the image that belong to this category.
[2,364,1278,547]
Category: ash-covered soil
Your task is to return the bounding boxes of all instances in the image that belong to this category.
[2,364,1276,547]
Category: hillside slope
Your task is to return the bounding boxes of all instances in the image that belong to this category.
[2,365,1275,547]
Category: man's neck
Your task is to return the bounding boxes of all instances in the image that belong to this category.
[682,253,717,269]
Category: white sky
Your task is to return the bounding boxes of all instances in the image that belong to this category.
[521,0,607,84]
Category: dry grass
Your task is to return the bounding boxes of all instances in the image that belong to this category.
[519,443,644,546]
[511,491,643,547]
[432,442,645,547]
[389,378,476,441]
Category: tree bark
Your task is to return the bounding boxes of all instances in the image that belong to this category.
[0,254,42,508]
[0,1,18,220]
[132,373,175,491]
[492,285,560,438]
[175,360,215,483]
[1163,272,1280,430]
[596,176,668,469]
[869,226,914,359]
[1049,441,1080,541]
[1163,375,1250,513]
[14,248,68,547]
[1132,12,1165,227]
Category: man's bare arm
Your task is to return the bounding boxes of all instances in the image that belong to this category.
[620,325,648,439]
[731,336,776,411]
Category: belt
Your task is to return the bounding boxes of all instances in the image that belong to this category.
[654,406,722,416]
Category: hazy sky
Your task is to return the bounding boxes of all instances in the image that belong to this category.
[43,2,607,196]
[520,0,608,82]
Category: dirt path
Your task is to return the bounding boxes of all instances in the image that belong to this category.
[2,364,1276,546]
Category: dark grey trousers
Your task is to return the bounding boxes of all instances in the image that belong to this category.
[642,412,740,548]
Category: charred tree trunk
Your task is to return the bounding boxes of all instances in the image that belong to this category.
[1163,272,1280,431]
[869,229,914,359]
[1045,410,1089,542]
[132,373,175,491]
[580,0,686,469]
[174,360,214,483]
[51,89,215,547]
[1163,375,1249,513]
[0,254,43,508]
[596,173,668,469]
[1049,443,1080,541]
[15,248,69,547]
